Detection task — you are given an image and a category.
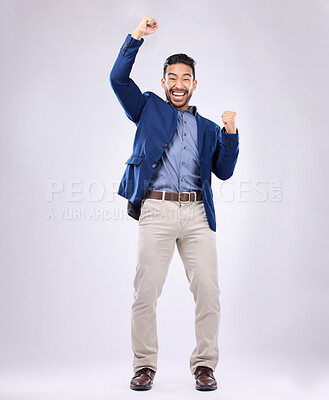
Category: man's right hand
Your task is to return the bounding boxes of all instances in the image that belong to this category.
[131,15,158,40]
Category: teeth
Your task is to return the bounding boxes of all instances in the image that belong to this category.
[173,92,185,96]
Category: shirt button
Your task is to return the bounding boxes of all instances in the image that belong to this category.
[152,163,157,168]
[162,143,167,147]
[184,146,188,150]
[182,162,185,165]
[184,121,187,124]
[181,178,185,182]
[184,133,187,136]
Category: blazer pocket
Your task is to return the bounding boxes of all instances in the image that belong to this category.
[125,155,144,166]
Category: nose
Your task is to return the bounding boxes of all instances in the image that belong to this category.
[173,78,187,90]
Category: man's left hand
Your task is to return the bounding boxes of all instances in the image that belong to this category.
[222,110,237,134]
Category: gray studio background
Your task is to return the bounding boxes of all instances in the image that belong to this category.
[1,0,328,399]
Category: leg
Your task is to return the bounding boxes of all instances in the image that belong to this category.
[176,201,221,375]
[131,198,179,373]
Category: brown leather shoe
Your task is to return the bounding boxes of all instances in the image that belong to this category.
[130,367,156,390]
[194,366,217,391]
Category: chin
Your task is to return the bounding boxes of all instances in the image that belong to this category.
[173,100,186,106]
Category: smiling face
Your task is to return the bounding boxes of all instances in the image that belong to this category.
[161,63,197,111]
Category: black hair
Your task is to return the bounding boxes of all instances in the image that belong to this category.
[163,53,196,80]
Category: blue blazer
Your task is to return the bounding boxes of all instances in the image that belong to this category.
[109,34,239,232]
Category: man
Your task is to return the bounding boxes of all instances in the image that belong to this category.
[109,15,239,391]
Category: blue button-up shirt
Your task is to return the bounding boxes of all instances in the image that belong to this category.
[148,102,202,193]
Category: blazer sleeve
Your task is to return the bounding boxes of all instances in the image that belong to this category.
[109,34,148,124]
[212,125,239,180]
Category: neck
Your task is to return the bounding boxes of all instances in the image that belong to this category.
[177,104,190,111]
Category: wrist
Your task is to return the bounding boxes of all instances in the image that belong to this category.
[131,29,143,40]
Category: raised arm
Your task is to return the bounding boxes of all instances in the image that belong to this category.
[212,123,239,180]
[109,16,159,124]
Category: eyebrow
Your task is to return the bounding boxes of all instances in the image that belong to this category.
[167,73,192,77]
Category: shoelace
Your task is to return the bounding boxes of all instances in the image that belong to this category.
[195,367,215,379]
[134,368,153,379]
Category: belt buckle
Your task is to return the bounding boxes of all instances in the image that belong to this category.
[179,191,191,203]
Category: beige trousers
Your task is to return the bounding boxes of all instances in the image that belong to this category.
[131,197,220,375]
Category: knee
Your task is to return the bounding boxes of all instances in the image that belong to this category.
[133,276,165,303]
[190,277,220,299]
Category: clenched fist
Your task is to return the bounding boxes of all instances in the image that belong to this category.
[131,15,159,40]
[222,111,237,134]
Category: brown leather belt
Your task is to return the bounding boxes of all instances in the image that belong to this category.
[145,190,202,203]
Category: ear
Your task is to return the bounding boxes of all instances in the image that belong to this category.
[193,79,197,91]
[161,77,165,89]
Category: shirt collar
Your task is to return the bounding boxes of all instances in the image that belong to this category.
[165,100,197,116]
